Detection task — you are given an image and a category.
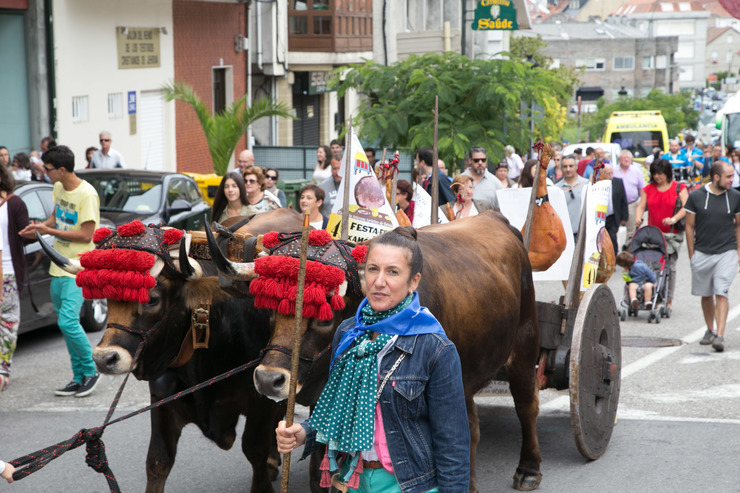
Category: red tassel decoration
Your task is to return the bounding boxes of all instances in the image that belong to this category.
[278,298,292,315]
[308,229,332,246]
[351,245,368,264]
[117,220,146,237]
[162,228,184,245]
[93,227,112,243]
[262,231,280,248]
[318,302,333,321]
[331,289,345,311]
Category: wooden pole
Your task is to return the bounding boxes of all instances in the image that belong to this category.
[521,144,540,251]
[390,152,399,212]
[280,210,311,493]
[380,148,387,167]
[431,96,440,225]
[340,120,352,241]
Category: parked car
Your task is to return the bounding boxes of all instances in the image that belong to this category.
[76,169,211,230]
[15,181,109,335]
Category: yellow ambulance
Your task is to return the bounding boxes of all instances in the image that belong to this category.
[602,111,669,162]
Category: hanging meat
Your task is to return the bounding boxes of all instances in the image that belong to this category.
[379,153,412,226]
[522,142,567,271]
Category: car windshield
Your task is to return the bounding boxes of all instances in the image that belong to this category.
[83,175,162,213]
[609,131,663,159]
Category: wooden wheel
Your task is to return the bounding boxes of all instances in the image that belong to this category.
[569,283,621,460]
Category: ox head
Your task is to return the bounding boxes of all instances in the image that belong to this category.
[38,220,221,380]
[206,225,365,405]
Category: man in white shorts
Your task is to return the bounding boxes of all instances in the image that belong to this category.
[680,161,740,352]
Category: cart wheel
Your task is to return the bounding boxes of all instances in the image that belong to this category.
[570,284,621,460]
[619,309,626,322]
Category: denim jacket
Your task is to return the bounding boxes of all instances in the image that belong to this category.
[301,317,471,493]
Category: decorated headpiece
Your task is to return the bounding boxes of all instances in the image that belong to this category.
[248,230,366,321]
[76,220,185,303]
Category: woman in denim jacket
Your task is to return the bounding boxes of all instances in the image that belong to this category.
[276,227,470,493]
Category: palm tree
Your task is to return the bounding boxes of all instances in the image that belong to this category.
[161,80,292,176]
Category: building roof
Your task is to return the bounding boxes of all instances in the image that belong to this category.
[707,25,740,44]
[614,1,703,15]
[525,19,647,41]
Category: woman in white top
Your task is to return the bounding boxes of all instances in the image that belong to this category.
[11,153,31,181]
[312,145,333,183]
[448,175,478,220]
[242,166,281,215]
[211,172,250,224]
[299,184,328,230]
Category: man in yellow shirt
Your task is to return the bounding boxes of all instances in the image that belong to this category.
[20,145,100,397]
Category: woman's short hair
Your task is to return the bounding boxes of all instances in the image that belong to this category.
[450,174,473,194]
[300,183,325,204]
[396,179,413,202]
[368,226,423,279]
[242,166,266,191]
[649,158,673,183]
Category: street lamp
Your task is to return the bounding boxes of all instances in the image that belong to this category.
[526,55,539,159]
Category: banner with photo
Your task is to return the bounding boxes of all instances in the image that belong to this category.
[326,130,399,242]
[580,180,611,290]
[411,185,449,228]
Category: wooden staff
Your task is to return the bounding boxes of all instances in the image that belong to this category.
[522,144,544,250]
[380,148,387,168]
[280,210,311,493]
[431,96,439,225]
[340,120,353,241]
[390,151,399,211]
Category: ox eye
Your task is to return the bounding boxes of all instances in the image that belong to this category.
[147,295,161,306]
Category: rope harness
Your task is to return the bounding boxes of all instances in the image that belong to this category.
[8,304,332,492]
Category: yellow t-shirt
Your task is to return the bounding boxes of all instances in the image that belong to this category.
[50,180,100,278]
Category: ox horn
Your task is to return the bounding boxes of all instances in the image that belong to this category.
[36,231,83,274]
[176,236,203,280]
[205,222,258,281]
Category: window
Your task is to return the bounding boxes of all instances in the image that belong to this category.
[550,58,561,69]
[642,56,654,69]
[575,57,605,71]
[676,42,694,59]
[679,65,694,82]
[728,35,734,43]
[167,179,189,206]
[728,50,734,63]
[614,56,635,70]
[72,96,88,123]
[656,55,668,69]
[711,50,719,62]
[313,16,332,34]
[655,21,694,36]
[107,93,123,119]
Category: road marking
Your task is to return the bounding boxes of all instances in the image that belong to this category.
[642,383,740,404]
[680,352,740,364]
[540,304,740,414]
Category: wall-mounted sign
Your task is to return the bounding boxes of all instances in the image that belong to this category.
[472,0,519,31]
[308,71,333,95]
[128,91,137,135]
[117,28,161,69]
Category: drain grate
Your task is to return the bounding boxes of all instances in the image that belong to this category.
[621,336,683,348]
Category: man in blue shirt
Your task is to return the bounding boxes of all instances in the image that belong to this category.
[661,139,689,168]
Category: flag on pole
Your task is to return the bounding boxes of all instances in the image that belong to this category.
[326,130,399,242]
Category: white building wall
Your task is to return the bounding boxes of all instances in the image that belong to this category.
[52,0,175,171]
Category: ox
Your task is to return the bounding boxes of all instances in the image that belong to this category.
[41,209,305,493]
[209,211,543,492]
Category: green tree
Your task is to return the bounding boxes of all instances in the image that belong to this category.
[331,52,574,168]
[161,81,292,176]
[582,90,698,140]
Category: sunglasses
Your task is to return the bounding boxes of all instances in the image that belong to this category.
[244,178,258,184]
[100,139,111,142]
[473,158,487,163]
[265,175,277,180]
[569,190,575,199]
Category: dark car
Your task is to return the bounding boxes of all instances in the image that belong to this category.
[15,181,109,335]
[76,169,211,231]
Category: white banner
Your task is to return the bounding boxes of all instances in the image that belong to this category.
[411,185,449,228]
[580,180,611,290]
[327,130,399,242]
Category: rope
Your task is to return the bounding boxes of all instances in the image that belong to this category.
[8,337,332,491]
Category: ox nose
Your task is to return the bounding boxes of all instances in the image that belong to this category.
[93,348,129,375]
[253,365,291,401]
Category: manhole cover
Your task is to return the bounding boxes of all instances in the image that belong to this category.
[621,336,683,348]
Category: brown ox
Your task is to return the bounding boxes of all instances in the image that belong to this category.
[213,211,543,492]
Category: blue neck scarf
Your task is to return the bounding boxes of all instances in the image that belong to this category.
[330,291,446,369]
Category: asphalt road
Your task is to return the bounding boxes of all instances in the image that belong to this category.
[1,231,740,492]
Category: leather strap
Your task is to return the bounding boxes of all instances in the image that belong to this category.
[169,298,211,368]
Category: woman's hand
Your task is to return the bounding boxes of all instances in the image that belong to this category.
[275,420,306,454]
[662,217,674,226]
[635,217,643,228]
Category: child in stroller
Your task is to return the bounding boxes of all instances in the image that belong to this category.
[617,251,657,310]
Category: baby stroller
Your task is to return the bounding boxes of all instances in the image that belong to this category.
[618,225,671,323]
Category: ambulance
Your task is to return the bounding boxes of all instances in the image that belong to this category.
[602,111,669,162]
[716,93,740,151]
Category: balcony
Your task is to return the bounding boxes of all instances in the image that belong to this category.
[288,0,372,53]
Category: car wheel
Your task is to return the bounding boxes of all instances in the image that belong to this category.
[81,298,108,332]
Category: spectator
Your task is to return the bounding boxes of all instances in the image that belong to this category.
[494,160,514,188]
[40,136,56,156]
[242,166,281,215]
[330,139,343,161]
[680,134,704,174]
[275,227,469,491]
[264,168,286,207]
[84,146,97,169]
[461,145,502,209]
[299,184,328,230]
[447,174,491,220]
[415,147,456,206]
[319,158,342,216]
[554,154,588,240]
[583,148,610,179]
[547,152,563,183]
[613,150,646,250]
[730,150,740,191]
[365,147,376,169]
[18,145,100,397]
[577,146,595,176]
[683,161,740,352]
[395,179,415,222]
[572,147,583,162]
[0,163,30,392]
[211,172,250,224]
[616,251,656,311]
[634,158,689,312]
[313,145,332,184]
[518,159,554,188]
[30,156,47,182]
[90,131,126,169]
[0,147,8,168]
[237,149,255,175]
[438,158,452,182]
[505,145,524,181]
[601,164,629,254]
[11,153,32,181]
